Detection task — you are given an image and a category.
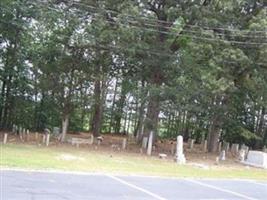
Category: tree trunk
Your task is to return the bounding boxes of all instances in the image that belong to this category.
[207,115,221,152]
[109,78,118,133]
[61,113,69,142]
[92,79,102,137]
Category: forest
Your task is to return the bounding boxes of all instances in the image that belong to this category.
[0,0,266,152]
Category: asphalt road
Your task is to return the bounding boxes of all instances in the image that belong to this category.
[1,170,267,200]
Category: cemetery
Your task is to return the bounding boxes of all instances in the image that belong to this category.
[1,125,267,174]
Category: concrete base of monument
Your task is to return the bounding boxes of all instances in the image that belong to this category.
[241,151,267,169]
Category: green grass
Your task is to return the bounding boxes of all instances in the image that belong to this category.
[1,144,267,180]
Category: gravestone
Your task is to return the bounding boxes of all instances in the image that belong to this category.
[189,139,195,150]
[142,137,148,149]
[203,140,207,152]
[239,149,246,162]
[147,131,153,156]
[219,150,226,161]
[242,151,267,169]
[53,127,60,135]
[122,138,127,150]
[176,135,186,164]
[3,133,8,144]
[46,134,50,146]
[231,143,239,155]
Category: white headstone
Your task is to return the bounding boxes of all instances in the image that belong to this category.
[3,133,8,144]
[242,151,267,169]
[122,138,127,150]
[203,140,207,152]
[176,135,186,164]
[46,134,50,146]
[231,143,239,155]
[239,149,246,162]
[147,131,153,156]
[219,150,226,161]
[189,139,195,150]
[142,137,148,149]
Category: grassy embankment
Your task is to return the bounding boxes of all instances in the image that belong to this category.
[1,144,267,180]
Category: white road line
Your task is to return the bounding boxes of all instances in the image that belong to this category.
[186,179,259,200]
[249,181,267,187]
[107,175,167,200]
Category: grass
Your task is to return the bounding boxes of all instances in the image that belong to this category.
[1,144,267,180]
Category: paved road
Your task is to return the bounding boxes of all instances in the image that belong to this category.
[1,170,267,200]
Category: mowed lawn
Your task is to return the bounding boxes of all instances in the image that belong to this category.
[1,144,267,180]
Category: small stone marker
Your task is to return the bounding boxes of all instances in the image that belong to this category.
[176,135,186,164]
[97,136,103,145]
[159,153,167,159]
[219,150,226,161]
[3,133,8,144]
[203,140,207,152]
[263,146,267,153]
[225,142,230,152]
[147,131,153,156]
[142,137,148,149]
[122,138,127,150]
[189,139,195,150]
[231,143,239,155]
[239,149,246,162]
[46,134,50,146]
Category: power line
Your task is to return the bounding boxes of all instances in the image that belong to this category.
[71,1,267,34]
[2,3,267,44]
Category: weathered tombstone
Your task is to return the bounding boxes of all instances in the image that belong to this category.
[242,151,267,169]
[3,133,8,144]
[219,150,226,161]
[218,142,222,153]
[159,153,167,159]
[97,136,103,145]
[46,134,50,146]
[147,131,153,156]
[53,127,60,135]
[189,139,195,150]
[263,146,267,153]
[203,140,208,152]
[176,135,186,164]
[142,137,148,149]
[231,143,239,155]
[239,149,246,162]
[122,138,127,150]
